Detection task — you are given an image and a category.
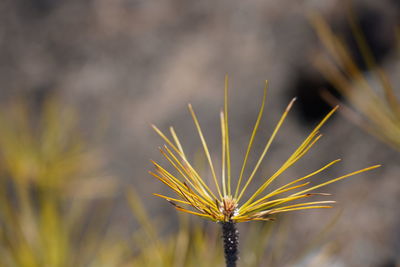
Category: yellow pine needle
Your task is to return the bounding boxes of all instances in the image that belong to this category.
[169,126,187,160]
[242,194,329,216]
[269,159,341,196]
[149,171,176,191]
[181,183,218,214]
[268,206,333,215]
[159,147,204,195]
[175,186,203,211]
[258,199,336,214]
[239,130,319,210]
[240,106,338,210]
[237,97,297,203]
[272,200,336,211]
[183,162,219,203]
[221,111,227,196]
[153,193,191,205]
[188,104,223,199]
[152,166,209,209]
[152,161,186,189]
[234,216,275,223]
[152,124,181,155]
[252,182,311,204]
[161,146,215,204]
[234,80,268,199]
[171,186,219,218]
[153,124,219,201]
[149,171,189,201]
[241,159,341,213]
[224,75,232,196]
[174,207,214,220]
[290,164,381,197]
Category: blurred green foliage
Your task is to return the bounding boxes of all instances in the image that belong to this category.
[0,98,337,267]
[0,99,117,267]
[312,12,400,152]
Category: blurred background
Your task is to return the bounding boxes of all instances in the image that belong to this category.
[0,0,399,266]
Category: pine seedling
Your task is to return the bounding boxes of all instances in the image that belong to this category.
[150,77,380,267]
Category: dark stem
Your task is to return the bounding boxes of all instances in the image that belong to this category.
[221,220,239,267]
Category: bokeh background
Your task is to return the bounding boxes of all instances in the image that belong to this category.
[0,0,399,266]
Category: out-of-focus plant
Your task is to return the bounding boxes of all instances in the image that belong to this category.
[311,12,400,151]
[0,98,118,267]
[149,77,379,266]
[127,189,224,267]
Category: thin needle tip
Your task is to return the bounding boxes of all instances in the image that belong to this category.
[285,97,297,111]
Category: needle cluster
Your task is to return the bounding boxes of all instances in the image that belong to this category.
[150,77,380,223]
